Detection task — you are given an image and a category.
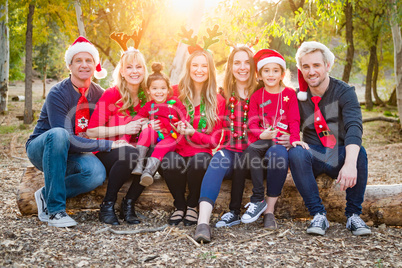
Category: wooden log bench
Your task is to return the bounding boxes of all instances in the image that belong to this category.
[17,166,402,226]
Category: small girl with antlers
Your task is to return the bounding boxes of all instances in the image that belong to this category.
[130,62,188,187]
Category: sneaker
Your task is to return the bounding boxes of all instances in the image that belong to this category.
[216,211,241,228]
[307,213,329,235]
[48,211,77,228]
[241,200,268,224]
[34,187,48,222]
[346,214,371,236]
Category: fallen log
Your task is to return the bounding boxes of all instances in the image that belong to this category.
[362,116,399,123]
[17,166,402,226]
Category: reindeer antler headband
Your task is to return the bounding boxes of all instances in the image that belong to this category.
[225,37,259,52]
[179,25,223,54]
[110,19,150,54]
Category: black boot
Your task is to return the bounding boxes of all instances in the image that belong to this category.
[119,198,141,224]
[99,201,120,225]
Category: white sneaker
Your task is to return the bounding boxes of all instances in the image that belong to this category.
[34,187,48,222]
[48,211,77,228]
[241,200,267,224]
[346,214,371,236]
[307,213,329,235]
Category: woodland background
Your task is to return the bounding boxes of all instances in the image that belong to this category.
[0,0,401,267]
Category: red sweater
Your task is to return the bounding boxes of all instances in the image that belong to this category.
[219,98,252,152]
[172,85,226,157]
[248,87,300,144]
[88,86,142,144]
[133,96,188,136]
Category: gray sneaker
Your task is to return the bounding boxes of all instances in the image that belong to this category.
[307,213,329,235]
[34,187,48,222]
[241,200,268,224]
[346,214,371,236]
[48,211,77,228]
[216,211,241,228]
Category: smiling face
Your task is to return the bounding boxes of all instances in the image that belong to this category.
[190,55,209,85]
[232,51,251,84]
[300,50,331,93]
[147,79,169,104]
[69,52,95,82]
[120,58,145,87]
[258,62,285,90]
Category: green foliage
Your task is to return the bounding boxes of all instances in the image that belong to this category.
[0,125,17,134]
[198,251,217,260]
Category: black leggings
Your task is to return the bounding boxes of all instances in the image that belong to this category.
[96,146,146,202]
[159,152,212,211]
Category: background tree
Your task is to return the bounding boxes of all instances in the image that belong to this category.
[23,2,34,124]
[0,0,9,114]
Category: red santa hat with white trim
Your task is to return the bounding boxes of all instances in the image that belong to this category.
[295,41,335,101]
[253,49,286,73]
[64,36,107,79]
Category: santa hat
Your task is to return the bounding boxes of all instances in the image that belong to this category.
[65,36,107,79]
[253,49,286,73]
[296,41,335,101]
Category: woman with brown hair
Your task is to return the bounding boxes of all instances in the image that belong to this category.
[194,45,258,242]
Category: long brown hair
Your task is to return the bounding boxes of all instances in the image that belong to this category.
[223,46,257,104]
[112,50,148,114]
[178,50,218,133]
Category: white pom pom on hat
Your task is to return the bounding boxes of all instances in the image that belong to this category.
[65,36,107,79]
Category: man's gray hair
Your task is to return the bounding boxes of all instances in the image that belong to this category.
[295,41,335,71]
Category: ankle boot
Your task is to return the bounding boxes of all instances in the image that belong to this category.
[132,145,149,175]
[119,198,141,224]
[99,201,119,225]
[140,157,161,187]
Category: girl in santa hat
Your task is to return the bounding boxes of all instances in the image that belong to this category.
[194,45,258,243]
[129,62,188,187]
[87,48,152,225]
[239,49,308,229]
[159,49,226,227]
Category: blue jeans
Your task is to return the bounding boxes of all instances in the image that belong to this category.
[288,144,368,217]
[199,149,245,214]
[26,128,106,214]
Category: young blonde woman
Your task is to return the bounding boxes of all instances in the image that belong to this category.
[87,48,159,225]
[194,46,257,242]
[159,50,225,226]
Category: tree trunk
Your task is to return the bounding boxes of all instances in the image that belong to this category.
[0,1,9,114]
[388,87,397,106]
[365,45,376,110]
[74,0,86,36]
[17,166,402,226]
[342,0,354,83]
[372,48,384,105]
[390,0,402,128]
[169,0,205,85]
[24,3,34,124]
[42,65,46,99]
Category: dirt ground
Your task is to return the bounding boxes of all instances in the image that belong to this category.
[0,80,401,267]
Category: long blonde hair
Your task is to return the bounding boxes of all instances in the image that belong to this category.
[112,51,148,115]
[223,47,257,104]
[178,50,218,133]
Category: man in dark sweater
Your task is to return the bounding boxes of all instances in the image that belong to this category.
[288,41,371,236]
[26,37,119,228]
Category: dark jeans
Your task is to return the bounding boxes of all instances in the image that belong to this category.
[288,144,368,217]
[96,146,147,203]
[160,152,212,211]
[243,140,288,202]
[199,149,247,215]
